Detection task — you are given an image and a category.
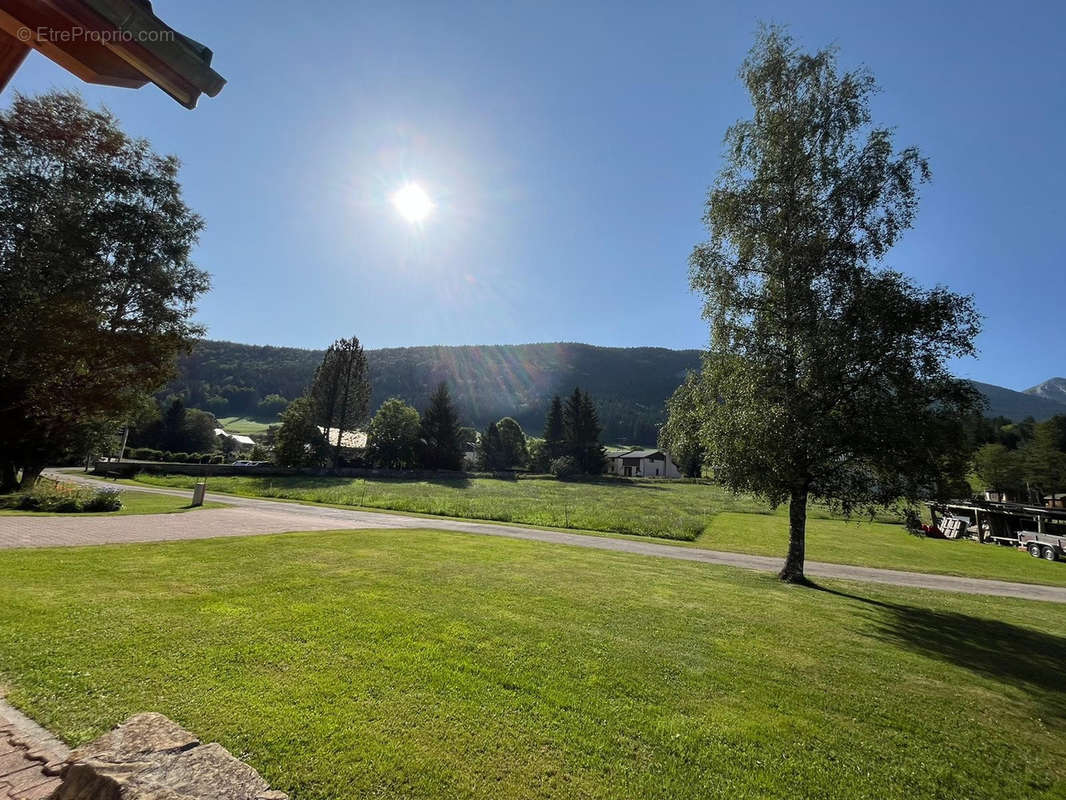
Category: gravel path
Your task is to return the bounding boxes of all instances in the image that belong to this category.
[1,471,1062,604]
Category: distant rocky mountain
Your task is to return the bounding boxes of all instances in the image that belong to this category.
[972,380,1066,422]
[1025,377,1066,407]
[163,339,1066,443]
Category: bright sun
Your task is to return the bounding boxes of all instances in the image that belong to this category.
[391,182,434,223]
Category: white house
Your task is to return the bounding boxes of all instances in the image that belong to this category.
[605,449,681,478]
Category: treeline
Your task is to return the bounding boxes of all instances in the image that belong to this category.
[972,415,1066,501]
[163,339,701,443]
[273,335,610,476]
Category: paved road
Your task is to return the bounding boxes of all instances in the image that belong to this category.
[2,471,1063,604]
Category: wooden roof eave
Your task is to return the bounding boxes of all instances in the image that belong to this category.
[48,0,225,108]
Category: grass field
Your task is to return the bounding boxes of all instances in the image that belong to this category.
[124,473,883,540]
[111,472,1066,587]
[216,416,276,434]
[0,529,1064,799]
[0,488,226,516]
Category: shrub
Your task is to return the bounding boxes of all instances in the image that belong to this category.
[549,456,580,480]
[171,452,190,463]
[2,481,123,513]
[82,487,122,512]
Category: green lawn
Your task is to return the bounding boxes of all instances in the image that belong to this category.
[216,415,276,434]
[123,473,888,540]
[701,512,1066,587]
[0,489,226,516]
[111,472,1066,587]
[0,529,1064,799]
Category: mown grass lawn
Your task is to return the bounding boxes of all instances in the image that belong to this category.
[0,488,226,516]
[113,472,1066,587]
[701,512,1066,587]
[1,529,1065,799]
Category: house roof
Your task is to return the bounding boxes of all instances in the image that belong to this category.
[611,449,664,460]
[0,0,225,108]
[214,428,255,447]
[318,427,368,450]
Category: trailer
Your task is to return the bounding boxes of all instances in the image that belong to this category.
[925,499,1066,561]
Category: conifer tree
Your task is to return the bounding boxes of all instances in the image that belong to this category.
[543,396,566,460]
[563,388,607,474]
[420,382,464,470]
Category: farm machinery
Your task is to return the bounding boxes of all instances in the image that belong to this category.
[925,499,1066,562]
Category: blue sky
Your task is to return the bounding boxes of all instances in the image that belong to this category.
[7,0,1064,390]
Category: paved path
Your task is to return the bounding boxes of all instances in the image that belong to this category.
[0,695,67,800]
[2,471,1064,604]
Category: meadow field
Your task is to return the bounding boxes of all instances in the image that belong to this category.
[0,528,1063,800]
[113,472,1066,586]
[125,473,870,540]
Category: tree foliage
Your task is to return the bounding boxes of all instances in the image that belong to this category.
[563,388,606,475]
[659,372,707,477]
[687,28,981,582]
[273,396,328,468]
[542,396,566,460]
[0,91,209,490]
[366,398,421,469]
[310,336,371,468]
[479,417,529,471]
[973,444,1023,494]
[419,382,464,470]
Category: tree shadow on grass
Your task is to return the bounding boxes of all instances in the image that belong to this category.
[811,584,1066,726]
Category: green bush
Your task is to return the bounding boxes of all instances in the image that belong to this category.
[81,488,122,511]
[1,481,123,513]
[549,456,580,480]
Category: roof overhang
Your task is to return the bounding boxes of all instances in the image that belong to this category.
[0,0,224,108]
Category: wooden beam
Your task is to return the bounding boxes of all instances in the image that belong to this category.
[0,27,30,92]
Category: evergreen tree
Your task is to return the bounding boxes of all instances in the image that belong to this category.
[161,398,188,452]
[420,382,464,470]
[479,421,506,470]
[543,396,566,459]
[563,388,606,474]
[309,336,371,469]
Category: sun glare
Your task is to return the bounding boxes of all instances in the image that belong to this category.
[391,182,434,223]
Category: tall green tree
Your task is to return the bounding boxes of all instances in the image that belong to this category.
[310,336,371,469]
[973,444,1024,496]
[659,371,707,477]
[479,421,507,471]
[0,91,209,490]
[688,28,981,583]
[274,396,329,468]
[542,396,566,460]
[479,417,529,470]
[420,382,464,470]
[563,388,606,474]
[366,398,421,469]
[1022,417,1066,499]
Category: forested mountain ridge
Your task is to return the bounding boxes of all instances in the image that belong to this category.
[165,340,1066,444]
[167,340,703,444]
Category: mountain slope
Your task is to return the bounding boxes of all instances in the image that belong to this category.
[1025,377,1066,406]
[167,340,1066,444]
[971,380,1066,421]
[171,340,702,444]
